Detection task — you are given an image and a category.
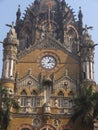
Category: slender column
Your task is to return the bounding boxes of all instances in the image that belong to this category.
[92,62,94,80]
[82,61,86,79]
[44,86,46,103]
[90,62,94,80]
[2,59,10,78]
[9,59,14,77]
[86,61,89,80]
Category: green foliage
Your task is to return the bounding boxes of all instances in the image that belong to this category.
[72,85,98,128]
[0,86,20,130]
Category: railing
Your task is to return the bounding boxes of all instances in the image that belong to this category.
[16,96,73,114]
[19,107,37,113]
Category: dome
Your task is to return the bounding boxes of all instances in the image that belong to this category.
[15,0,76,51]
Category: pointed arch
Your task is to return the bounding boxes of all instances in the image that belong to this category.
[21,90,27,96]
[18,87,31,96]
[67,24,79,39]
[55,88,66,96]
[31,90,38,96]
[30,88,40,107]
[58,91,64,96]
[40,124,56,130]
[30,87,39,95]
[19,88,29,107]
[57,91,64,108]
[16,124,34,130]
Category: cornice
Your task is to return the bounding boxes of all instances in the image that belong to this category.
[11,112,72,119]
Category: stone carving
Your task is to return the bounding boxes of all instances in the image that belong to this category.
[54,119,61,127]
[54,98,58,107]
[42,102,51,113]
[64,26,78,53]
[26,102,32,113]
[4,22,19,46]
[16,72,39,92]
[33,118,41,127]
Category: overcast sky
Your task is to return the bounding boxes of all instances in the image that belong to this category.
[0,0,98,83]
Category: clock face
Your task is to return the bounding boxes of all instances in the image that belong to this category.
[41,56,56,70]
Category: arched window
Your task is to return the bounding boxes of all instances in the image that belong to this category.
[21,90,27,96]
[31,90,37,95]
[31,90,40,107]
[21,90,27,106]
[58,91,64,107]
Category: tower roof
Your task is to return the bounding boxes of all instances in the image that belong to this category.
[4,22,19,46]
[83,25,94,46]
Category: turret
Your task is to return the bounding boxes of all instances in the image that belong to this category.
[1,23,19,91]
[80,25,96,85]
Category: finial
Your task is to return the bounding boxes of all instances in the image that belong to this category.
[8,21,16,38]
[78,6,83,19]
[79,6,81,10]
[83,24,93,43]
[83,24,89,37]
[83,24,93,32]
[61,0,66,10]
[16,4,21,20]
[84,24,88,32]
[78,6,83,36]
[18,4,20,8]
[12,21,14,27]
[5,22,15,30]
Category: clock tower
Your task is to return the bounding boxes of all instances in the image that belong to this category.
[1,0,96,130]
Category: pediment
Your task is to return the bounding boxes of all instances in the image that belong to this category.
[54,74,77,92]
[16,73,39,91]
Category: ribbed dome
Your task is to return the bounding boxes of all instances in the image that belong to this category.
[15,0,77,51]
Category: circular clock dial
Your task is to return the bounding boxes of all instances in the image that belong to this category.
[41,56,56,70]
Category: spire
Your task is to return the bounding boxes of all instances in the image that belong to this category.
[78,7,83,36]
[78,7,83,22]
[16,5,21,21]
[61,0,66,10]
[34,0,40,5]
[48,0,52,31]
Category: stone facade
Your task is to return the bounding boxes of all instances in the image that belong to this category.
[1,0,96,130]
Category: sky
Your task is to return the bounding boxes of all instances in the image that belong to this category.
[0,0,98,84]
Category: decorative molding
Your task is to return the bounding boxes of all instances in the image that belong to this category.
[16,73,39,93]
[18,36,79,62]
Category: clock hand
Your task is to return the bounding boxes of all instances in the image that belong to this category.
[48,59,53,63]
